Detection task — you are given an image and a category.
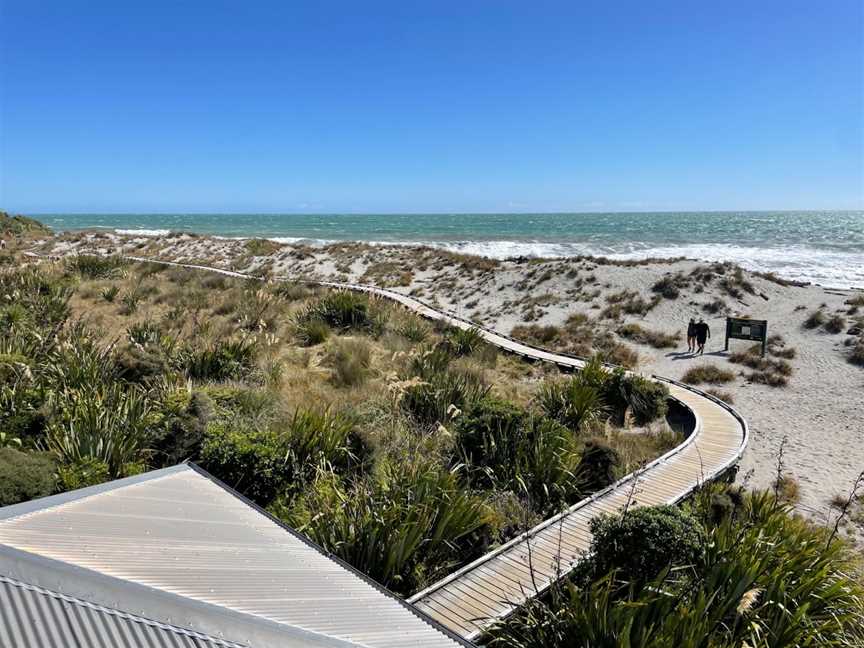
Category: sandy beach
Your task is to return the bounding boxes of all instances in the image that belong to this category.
[38,230,864,541]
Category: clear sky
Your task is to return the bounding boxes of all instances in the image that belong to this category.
[1,1,862,213]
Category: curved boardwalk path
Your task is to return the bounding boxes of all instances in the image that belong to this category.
[38,254,748,642]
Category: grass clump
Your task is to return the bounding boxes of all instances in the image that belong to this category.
[704,388,734,404]
[67,254,129,279]
[803,308,826,329]
[823,313,846,334]
[325,338,372,387]
[616,323,679,349]
[728,343,792,387]
[442,326,485,357]
[682,364,735,385]
[651,273,688,300]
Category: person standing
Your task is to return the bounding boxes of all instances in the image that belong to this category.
[696,318,711,355]
[686,318,697,353]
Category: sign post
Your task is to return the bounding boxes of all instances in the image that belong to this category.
[725,317,768,356]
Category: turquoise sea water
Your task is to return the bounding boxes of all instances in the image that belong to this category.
[38,211,864,288]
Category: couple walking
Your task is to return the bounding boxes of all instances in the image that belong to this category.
[687,318,710,355]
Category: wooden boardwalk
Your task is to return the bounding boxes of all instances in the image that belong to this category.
[46,255,748,642]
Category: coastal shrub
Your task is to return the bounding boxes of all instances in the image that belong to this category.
[746,369,789,387]
[823,313,846,334]
[56,458,111,491]
[651,274,687,299]
[456,397,529,474]
[244,238,282,256]
[602,370,668,426]
[325,338,371,387]
[150,391,213,465]
[286,408,358,472]
[67,254,128,279]
[704,388,734,404]
[0,448,56,506]
[281,463,495,595]
[304,291,374,330]
[100,285,120,302]
[584,505,706,583]
[401,365,489,426]
[45,383,153,478]
[455,399,582,510]
[682,363,735,385]
[395,313,431,343]
[442,326,484,357]
[200,421,289,505]
[294,318,330,346]
[576,440,621,492]
[803,308,825,329]
[182,337,257,381]
[701,298,727,314]
[114,344,171,384]
[537,377,607,432]
[616,323,679,349]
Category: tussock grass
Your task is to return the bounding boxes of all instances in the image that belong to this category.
[616,323,680,349]
[823,314,846,334]
[682,364,736,385]
[325,338,371,387]
[803,308,825,329]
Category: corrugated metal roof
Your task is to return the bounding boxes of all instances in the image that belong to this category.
[0,574,248,648]
[0,465,469,648]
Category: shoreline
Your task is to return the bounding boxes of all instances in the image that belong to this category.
[38,226,864,290]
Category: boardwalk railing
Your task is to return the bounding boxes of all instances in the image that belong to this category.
[29,252,748,641]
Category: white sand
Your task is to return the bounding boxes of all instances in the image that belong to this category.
[41,232,864,541]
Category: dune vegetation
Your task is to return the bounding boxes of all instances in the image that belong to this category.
[0,254,678,596]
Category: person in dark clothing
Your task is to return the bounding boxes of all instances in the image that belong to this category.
[686,318,697,353]
[695,319,710,355]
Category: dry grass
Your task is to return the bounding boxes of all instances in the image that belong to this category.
[773,473,800,504]
[704,388,734,404]
[682,364,736,385]
[616,323,680,349]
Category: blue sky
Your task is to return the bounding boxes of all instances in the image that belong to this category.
[1,1,862,213]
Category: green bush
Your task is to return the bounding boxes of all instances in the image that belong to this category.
[57,458,111,491]
[0,448,56,505]
[302,291,375,330]
[182,338,257,381]
[46,383,153,478]
[279,463,494,595]
[150,391,213,465]
[200,421,290,505]
[576,440,621,492]
[585,505,705,582]
[537,377,607,432]
[294,318,330,346]
[401,364,489,426]
[442,326,485,356]
[66,254,128,279]
[602,370,668,425]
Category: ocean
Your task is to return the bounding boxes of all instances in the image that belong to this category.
[37,211,864,289]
